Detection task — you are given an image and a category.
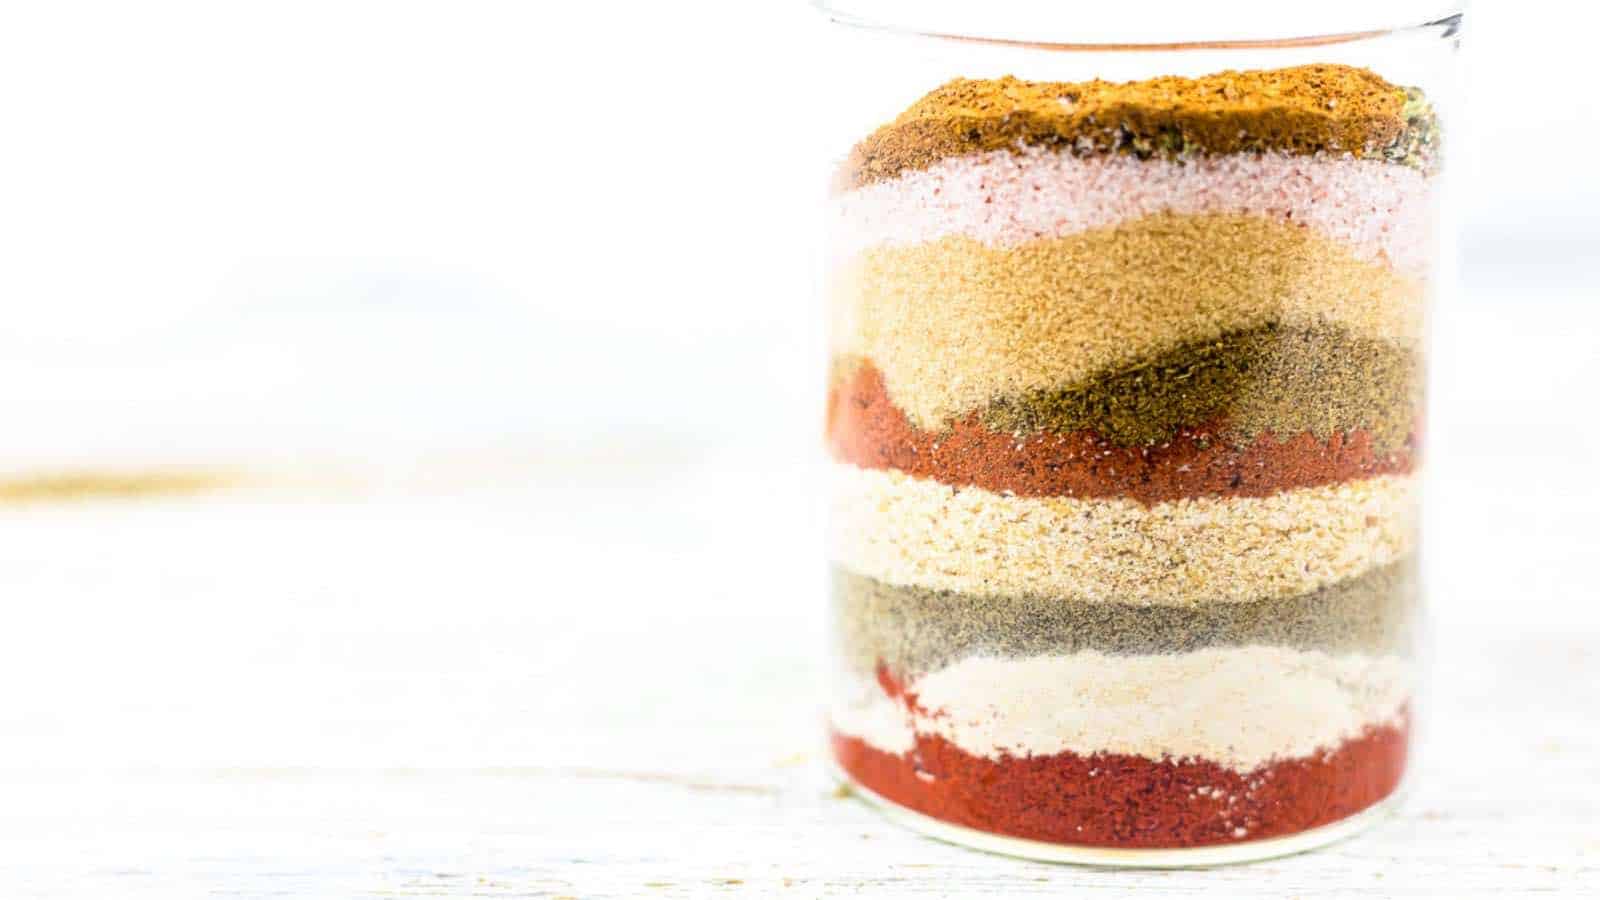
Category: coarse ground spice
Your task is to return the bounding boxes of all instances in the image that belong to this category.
[827,354,1420,505]
[831,560,1418,674]
[832,214,1424,429]
[838,66,1439,189]
[982,322,1421,451]
[831,463,1418,606]
[823,62,1439,856]
[829,366,1418,503]
[830,718,1409,848]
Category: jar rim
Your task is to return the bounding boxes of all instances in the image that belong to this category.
[812,1,1464,50]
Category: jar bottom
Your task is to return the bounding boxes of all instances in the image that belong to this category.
[835,765,1405,868]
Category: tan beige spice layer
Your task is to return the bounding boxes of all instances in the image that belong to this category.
[831,213,1426,429]
[828,463,1418,607]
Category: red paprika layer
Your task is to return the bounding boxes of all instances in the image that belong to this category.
[827,363,1418,504]
[832,715,1408,849]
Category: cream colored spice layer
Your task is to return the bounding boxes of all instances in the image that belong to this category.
[829,214,1426,429]
[830,647,1410,772]
[828,463,1418,606]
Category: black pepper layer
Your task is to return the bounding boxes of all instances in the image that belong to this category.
[831,560,1420,678]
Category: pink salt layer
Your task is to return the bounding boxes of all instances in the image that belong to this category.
[829,148,1437,278]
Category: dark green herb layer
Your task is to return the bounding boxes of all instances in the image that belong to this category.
[981,321,1422,453]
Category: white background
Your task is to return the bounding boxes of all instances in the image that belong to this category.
[0,2,1596,896]
[2,1,1594,469]
[0,0,1594,621]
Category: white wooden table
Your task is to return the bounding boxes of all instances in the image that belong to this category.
[2,281,1597,897]
[0,462,1594,898]
[9,625,1594,899]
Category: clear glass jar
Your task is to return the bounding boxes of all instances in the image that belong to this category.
[819,1,1458,865]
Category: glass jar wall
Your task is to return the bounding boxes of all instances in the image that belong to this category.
[819,2,1458,865]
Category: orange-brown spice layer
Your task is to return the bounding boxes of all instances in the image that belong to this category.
[839,65,1438,189]
[826,363,1418,504]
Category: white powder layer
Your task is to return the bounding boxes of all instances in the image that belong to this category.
[831,674,917,755]
[831,647,1410,772]
[829,462,1418,606]
[830,148,1437,279]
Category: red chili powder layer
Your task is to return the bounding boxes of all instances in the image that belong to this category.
[833,717,1409,849]
[827,364,1419,504]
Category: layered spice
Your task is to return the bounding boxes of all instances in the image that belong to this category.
[832,561,1419,674]
[825,65,1434,854]
[832,213,1425,430]
[827,359,1420,504]
[838,64,1440,189]
[831,722,1409,849]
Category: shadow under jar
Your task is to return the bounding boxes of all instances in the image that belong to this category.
[818,1,1458,865]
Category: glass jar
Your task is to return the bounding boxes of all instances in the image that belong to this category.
[819,1,1458,865]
